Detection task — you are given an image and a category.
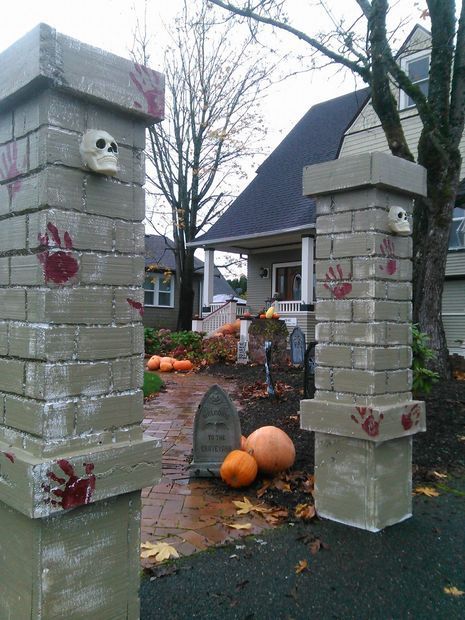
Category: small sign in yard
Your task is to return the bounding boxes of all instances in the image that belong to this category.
[237,340,248,364]
[189,384,241,477]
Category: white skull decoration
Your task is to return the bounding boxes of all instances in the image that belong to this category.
[79,130,119,176]
[388,206,411,236]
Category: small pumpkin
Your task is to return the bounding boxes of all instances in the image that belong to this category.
[146,355,161,371]
[221,323,236,335]
[240,435,247,450]
[272,313,280,319]
[245,426,295,474]
[259,314,266,319]
[220,450,258,488]
[159,361,173,372]
[161,356,176,365]
[173,359,193,372]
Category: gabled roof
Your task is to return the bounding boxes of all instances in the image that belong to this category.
[191,88,370,249]
[144,234,235,296]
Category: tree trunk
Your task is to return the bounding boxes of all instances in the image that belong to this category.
[176,249,195,331]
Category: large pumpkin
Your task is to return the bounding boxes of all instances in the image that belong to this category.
[245,426,295,474]
[220,450,258,488]
[159,361,173,372]
[147,355,161,371]
[173,359,193,372]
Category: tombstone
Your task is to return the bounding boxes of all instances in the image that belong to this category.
[290,326,306,365]
[264,341,277,399]
[237,340,249,364]
[304,341,316,399]
[190,385,241,476]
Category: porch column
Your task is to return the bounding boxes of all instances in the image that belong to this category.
[300,235,314,310]
[300,152,427,532]
[0,25,163,617]
[202,248,215,313]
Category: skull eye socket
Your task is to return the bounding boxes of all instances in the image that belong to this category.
[398,211,405,219]
[110,142,118,153]
[96,138,106,149]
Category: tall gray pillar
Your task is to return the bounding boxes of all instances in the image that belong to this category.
[0,24,164,617]
[300,152,427,532]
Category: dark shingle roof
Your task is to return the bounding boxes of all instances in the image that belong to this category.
[193,88,370,245]
[144,234,235,296]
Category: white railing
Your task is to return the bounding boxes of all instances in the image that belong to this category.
[194,300,238,335]
[276,300,303,313]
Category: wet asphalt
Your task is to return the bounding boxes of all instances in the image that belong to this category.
[140,478,465,619]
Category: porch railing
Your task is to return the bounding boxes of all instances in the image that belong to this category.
[193,300,239,335]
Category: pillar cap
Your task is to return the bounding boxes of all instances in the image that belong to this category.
[0,23,164,125]
[303,152,426,198]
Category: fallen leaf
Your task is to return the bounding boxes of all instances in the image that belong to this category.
[225,522,252,530]
[233,497,272,515]
[272,478,292,493]
[295,503,316,520]
[295,559,309,574]
[444,586,464,596]
[264,508,289,525]
[141,541,179,561]
[235,579,249,591]
[432,471,448,479]
[414,486,440,497]
[256,480,272,498]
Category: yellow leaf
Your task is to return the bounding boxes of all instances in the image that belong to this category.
[225,522,252,530]
[444,586,464,596]
[432,471,448,479]
[295,503,316,520]
[140,541,179,561]
[414,486,440,497]
[295,559,309,574]
[232,497,272,515]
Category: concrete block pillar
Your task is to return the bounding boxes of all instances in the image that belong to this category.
[202,248,215,313]
[300,152,427,532]
[0,24,164,617]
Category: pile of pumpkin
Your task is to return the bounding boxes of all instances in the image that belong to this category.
[211,318,241,338]
[146,355,193,373]
[220,426,295,488]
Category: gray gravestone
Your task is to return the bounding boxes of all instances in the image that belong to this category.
[237,340,248,364]
[189,384,241,477]
[290,326,306,365]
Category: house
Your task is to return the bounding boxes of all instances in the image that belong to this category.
[189,25,465,353]
[143,234,237,331]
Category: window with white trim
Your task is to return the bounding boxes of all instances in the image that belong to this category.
[399,50,430,110]
[144,273,175,307]
[449,207,465,250]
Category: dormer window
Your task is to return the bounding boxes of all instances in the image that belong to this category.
[399,50,430,110]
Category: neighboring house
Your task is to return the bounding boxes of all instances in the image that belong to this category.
[190,25,465,353]
[143,235,236,331]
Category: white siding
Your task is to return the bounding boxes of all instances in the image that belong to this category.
[442,279,465,348]
[446,252,465,277]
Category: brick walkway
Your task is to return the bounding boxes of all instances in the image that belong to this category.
[141,372,272,561]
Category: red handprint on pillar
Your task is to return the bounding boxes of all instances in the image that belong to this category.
[130,63,164,117]
[0,141,23,199]
[379,237,397,275]
[37,223,79,284]
[323,264,352,299]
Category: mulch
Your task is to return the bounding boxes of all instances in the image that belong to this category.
[201,362,465,514]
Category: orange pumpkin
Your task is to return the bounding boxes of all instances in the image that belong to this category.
[245,426,295,474]
[221,323,236,335]
[233,319,241,331]
[272,313,280,319]
[259,314,266,319]
[173,359,193,372]
[146,355,161,371]
[161,356,176,365]
[240,435,247,450]
[159,361,173,372]
[220,450,258,488]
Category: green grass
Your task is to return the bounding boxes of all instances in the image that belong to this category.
[143,371,164,398]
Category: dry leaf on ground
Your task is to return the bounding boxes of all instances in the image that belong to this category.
[141,541,179,562]
[414,486,440,497]
[263,508,289,525]
[225,522,252,530]
[295,559,309,574]
[444,586,464,596]
[295,503,316,520]
[233,497,272,515]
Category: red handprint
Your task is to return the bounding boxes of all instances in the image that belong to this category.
[130,63,164,117]
[43,459,96,510]
[379,238,397,275]
[351,406,384,438]
[37,223,79,284]
[127,297,144,316]
[401,404,421,430]
[323,264,352,299]
[0,141,23,199]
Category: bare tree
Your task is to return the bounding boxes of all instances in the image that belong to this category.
[137,0,274,330]
[209,0,465,377]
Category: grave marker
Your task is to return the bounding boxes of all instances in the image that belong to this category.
[290,326,306,365]
[190,384,241,476]
[237,340,248,364]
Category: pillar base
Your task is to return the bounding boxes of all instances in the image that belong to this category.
[314,432,412,532]
[0,492,141,619]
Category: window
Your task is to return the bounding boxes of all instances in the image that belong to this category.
[399,51,430,109]
[273,263,302,301]
[449,207,465,250]
[144,273,174,307]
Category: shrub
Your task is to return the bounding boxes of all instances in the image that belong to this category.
[143,371,164,398]
[201,334,238,364]
[144,329,203,359]
[412,324,440,396]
